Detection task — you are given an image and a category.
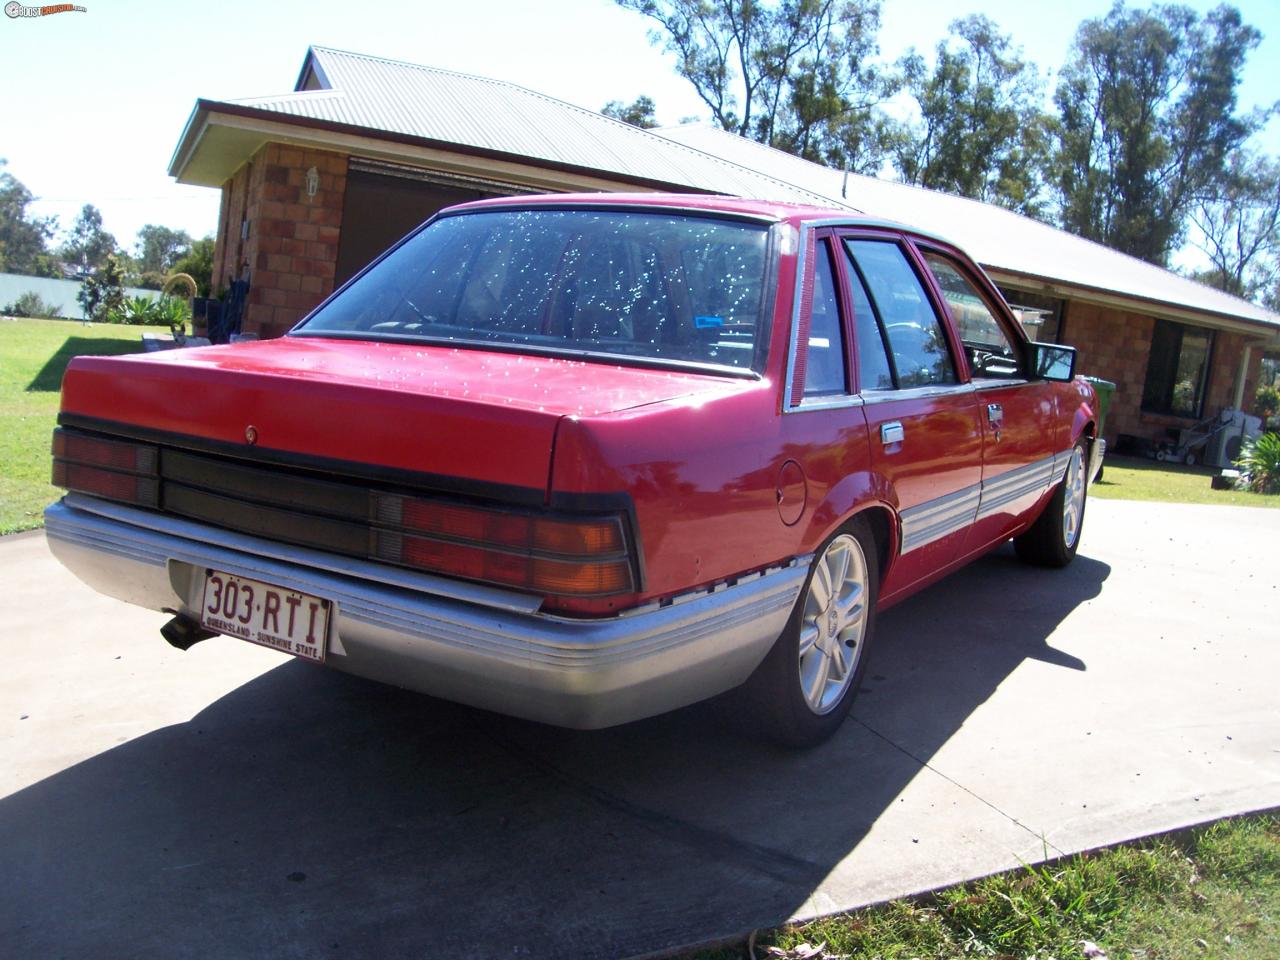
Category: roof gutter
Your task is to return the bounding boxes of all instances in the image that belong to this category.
[168,99,211,180]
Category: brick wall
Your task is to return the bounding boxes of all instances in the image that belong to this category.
[211,143,348,339]
[1061,301,1152,444]
[1064,300,1264,446]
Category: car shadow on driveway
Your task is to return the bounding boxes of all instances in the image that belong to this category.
[1,547,1108,960]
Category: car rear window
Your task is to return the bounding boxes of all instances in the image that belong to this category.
[296,208,772,374]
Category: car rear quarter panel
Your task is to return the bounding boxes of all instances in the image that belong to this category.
[549,384,882,606]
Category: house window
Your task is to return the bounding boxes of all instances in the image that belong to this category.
[1262,354,1280,389]
[1141,320,1214,418]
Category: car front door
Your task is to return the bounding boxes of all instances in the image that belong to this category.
[915,246,1063,552]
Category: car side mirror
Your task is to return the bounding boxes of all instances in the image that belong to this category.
[1026,341,1076,381]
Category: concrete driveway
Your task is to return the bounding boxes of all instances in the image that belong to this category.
[2,498,1278,959]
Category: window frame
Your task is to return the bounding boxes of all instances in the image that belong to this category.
[837,229,967,394]
[798,236,853,400]
[784,228,863,412]
[1141,319,1216,419]
[908,240,1030,384]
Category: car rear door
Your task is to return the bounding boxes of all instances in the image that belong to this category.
[835,234,985,603]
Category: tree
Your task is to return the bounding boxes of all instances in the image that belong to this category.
[1187,151,1280,300]
[895,16,1051,218]
[61,204,117,274]
[618,0,899,172]
[602,95,660,128]
[77,252,125,323]
[1053,2,1262,266]
[0,159,59,277]
[171,236,215,297]
[134,224,192,276]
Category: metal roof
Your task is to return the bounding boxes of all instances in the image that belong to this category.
[654,124,1280,332]
[173,46,1279,334]
[225,47,834,207]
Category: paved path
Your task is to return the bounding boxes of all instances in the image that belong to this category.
[2,499,1278,959]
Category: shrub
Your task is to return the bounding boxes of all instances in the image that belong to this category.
[107,294,190,334]
[78,253,126,323]
[1236,432,1280,494]
[1256,384,1279,428]
[109,295,157,325]
[153,295,190,336]
[3,291,63,318]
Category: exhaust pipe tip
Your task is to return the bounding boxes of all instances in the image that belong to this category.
[161,614,217,651]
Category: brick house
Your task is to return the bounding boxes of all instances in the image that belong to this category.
[170,46,1280,460]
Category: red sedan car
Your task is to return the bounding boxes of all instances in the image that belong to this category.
[46,194,1100,745]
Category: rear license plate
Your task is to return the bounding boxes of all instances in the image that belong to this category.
[200,570,330,663]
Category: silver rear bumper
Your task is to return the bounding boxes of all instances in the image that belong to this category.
[44,495,807,728]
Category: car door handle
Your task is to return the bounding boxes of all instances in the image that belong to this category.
[987,403,1004,424]
[881,421,904,445]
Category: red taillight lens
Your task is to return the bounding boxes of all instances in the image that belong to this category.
[51,428,159,507]
[52,429,158,474]
[375,495,635,598]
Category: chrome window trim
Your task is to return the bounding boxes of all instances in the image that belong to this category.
[793,395,866,412]
[970,378,1031,389]
[782,224,815,414]
[860,383,978,405]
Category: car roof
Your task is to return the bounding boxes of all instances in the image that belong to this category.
[442,192,947,240]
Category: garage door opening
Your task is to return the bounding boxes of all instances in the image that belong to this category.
[335,160,522,285]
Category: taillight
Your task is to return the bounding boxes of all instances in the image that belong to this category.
[373,494,635,598]
[51,429,159,507]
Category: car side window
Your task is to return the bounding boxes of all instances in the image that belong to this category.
[922,252,1022,380]
[842,249,895,391]
[844,240,956,388]
[802,241,848,397]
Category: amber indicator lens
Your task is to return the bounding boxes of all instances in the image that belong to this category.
[532,517,624,556]
[385,534,634,596]
[529,557,633,595]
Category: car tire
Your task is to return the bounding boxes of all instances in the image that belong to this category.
[739,518,879,748]
[1014,439,1088,568]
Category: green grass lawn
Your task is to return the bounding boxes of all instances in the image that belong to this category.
[1091,455,1279,509]
[0,317,150,534]
[681,815,1279,960]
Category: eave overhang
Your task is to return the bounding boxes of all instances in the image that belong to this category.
[168,99,704,197]
[989,266,1280,341]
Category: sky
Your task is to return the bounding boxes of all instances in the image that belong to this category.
[2,0,1278,260]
